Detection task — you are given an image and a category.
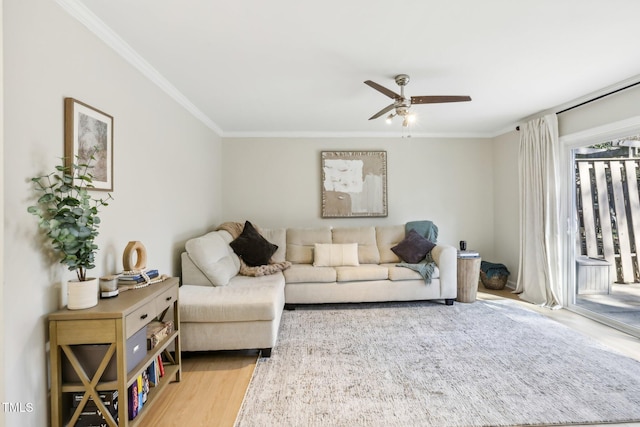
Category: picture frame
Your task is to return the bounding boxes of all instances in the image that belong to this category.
[321,151,387,218]
[64,98,114,191]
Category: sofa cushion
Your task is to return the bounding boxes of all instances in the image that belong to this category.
[185,231,240,287]
[376,225,404,263]
[332,227,380,264]
[179,273,284,323]
[230,221,278,266]
[313,243,359,267]
[335,264,388,282]
[286,227,332,264]
[260,227,287,263]
[391,229,436,263]
[284,264,337,283]
[385,263,440,281]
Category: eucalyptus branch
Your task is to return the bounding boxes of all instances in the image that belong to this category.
[28,154,113,282]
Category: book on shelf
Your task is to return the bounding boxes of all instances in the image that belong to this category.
[76,408,119,427]
[142,370,150,404]
[72,390,119,426]
[137,375,144,412]
[128,381,138,420]
[147,360,158,387]
[457,250,480,258]
[71,390,118,410]
[157,354,165,377]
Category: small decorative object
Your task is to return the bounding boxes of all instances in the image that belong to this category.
[100,275,119,298]
[459,240,467,251]
[28,153,112,309]
[118,241,168,291]
[123,241,148,271]
[321,151,387,218]
[65,98,114,191]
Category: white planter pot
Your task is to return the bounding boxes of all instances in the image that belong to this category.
[67,277,99,310]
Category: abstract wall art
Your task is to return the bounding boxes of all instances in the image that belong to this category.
[321,151,387,218]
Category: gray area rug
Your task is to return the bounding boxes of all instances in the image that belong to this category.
[234,300,640,426]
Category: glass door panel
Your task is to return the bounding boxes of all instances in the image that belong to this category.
[569,135,640,337]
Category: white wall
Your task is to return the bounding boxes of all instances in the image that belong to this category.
[221,137,496,257]
[491,130,520,286]
[0,0,5,426]
[3,1,222,425]
[559,84,640,137]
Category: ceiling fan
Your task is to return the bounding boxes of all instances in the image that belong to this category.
[364,74,471,127]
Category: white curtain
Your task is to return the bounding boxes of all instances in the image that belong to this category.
[516,114,562,308]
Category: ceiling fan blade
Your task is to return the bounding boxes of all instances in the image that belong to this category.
[411,95,472,104]
[368,103,396,120]
[364,80,401,99]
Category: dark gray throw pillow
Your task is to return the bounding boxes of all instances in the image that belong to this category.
[229,221,278,266]
[391,229,436,263]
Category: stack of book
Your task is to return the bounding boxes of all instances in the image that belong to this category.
[457,250,480,258]
[71,390,118,426]
[118,269,159,287]
[145,355,165,389]
[128,370,151,420]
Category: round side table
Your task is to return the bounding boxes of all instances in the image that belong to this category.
[457,256,481,303]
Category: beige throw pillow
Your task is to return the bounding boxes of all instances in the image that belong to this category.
[313,243,359,267]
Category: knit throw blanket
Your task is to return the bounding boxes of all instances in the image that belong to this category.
[396,221,438,284]
[216,222,291,277]
[481,261,510,279]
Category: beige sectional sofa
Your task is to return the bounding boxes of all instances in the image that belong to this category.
[179,224,457,357]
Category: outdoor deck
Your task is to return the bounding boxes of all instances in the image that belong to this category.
[576,283,640,329]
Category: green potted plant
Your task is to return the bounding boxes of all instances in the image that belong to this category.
[27,153,112,309]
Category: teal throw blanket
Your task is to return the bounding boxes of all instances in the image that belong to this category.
[406,220,438,243]
[480,261,510,279]
[397,258,436,284]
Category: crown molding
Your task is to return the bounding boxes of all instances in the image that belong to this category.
[222,130,495,139]
[55,0,223,136]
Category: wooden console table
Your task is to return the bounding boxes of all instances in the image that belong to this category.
[49,277,181,426]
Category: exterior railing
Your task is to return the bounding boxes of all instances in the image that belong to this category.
[576,158,640,283]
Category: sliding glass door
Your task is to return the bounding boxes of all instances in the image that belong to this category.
[563,125,640,338]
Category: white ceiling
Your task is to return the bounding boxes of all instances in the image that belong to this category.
[65,0,640,137]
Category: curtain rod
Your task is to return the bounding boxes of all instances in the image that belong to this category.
[516,80,640,131]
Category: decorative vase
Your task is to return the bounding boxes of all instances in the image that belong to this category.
[67,277,99,310]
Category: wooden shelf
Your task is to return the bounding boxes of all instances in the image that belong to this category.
[126,331,179,387]
[129,364,181,426]
[49,277,181,426]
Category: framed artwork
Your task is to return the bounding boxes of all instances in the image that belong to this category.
[321,151,387,218]
[64,98,114,191]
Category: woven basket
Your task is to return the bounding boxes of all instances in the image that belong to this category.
[480,270,508,290]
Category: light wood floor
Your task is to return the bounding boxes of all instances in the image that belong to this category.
[141,285,640,427]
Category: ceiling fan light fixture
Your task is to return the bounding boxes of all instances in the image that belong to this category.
[364,74,471,129]
[385,113,395,124]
